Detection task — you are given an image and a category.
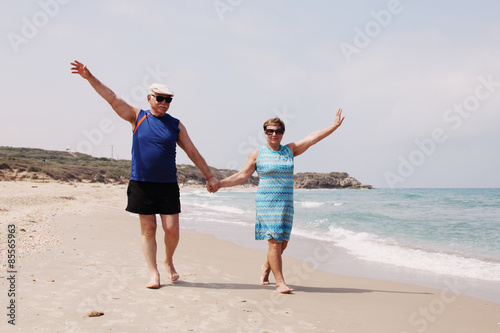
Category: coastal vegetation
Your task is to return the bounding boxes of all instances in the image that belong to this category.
[0,146,372,189]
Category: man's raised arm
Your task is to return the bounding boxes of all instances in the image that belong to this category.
[71,60,139,127]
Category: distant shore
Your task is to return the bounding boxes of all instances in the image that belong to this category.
[0,146,373,189]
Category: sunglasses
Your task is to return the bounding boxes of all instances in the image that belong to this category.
[265,128,284,135]
[152,94,173,103]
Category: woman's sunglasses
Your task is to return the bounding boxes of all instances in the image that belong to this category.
[265,129,284,135]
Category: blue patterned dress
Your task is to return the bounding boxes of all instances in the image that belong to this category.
[255,145,294,242]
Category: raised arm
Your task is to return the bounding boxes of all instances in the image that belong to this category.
[70,60,140,128]
[219,149,258,188]
[287,108,345,157]
[176,122,219,192]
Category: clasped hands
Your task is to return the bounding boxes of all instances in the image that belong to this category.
[206,177,221,193]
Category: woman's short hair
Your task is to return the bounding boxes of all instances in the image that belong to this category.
[263,117,285,132]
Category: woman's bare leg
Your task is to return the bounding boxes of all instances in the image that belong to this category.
[261,240,288,285]
[266,238,293,293]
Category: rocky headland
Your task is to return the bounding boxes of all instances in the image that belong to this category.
[0,146,373,189]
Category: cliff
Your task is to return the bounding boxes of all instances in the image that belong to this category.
[293,172,373,189]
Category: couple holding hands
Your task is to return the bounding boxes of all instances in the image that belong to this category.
[71,60,344,293]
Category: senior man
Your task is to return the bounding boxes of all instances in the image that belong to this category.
[71,60,219,288]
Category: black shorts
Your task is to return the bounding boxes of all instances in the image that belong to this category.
[126,180,181,215]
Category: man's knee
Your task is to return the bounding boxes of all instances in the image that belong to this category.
[164,225,179,237]
[140,215,157,236]
[163,224,179,238]
[141,226,156,238]
[161,214,179,234]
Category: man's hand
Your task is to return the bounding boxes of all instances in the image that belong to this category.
[71,60,92,80]
[207,177,220,193]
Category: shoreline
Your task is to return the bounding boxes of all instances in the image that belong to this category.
[179,187,500,305]
[180,205,500,306]
[1,181,500,331]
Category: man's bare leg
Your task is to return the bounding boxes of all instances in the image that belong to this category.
[160,214,180,281]
[261,240,288,285]
[267,238,293,293]
[140,214,160,288]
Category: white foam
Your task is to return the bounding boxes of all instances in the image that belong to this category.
[298,201,326,208]
[296,201,343,207]
[191,217,248,226]
[186,202,253,215]
[181,190,213,198]
[293,226,500,282]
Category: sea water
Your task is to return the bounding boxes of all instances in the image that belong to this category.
[179,188,500,303]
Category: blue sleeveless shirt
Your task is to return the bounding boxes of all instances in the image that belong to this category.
[130,110,180,183]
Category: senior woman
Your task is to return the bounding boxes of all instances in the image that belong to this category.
[217,109,345,293]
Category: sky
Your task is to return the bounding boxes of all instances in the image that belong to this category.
[1,0,500,188]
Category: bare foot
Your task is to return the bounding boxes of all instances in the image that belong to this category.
[276,282,293,294]
[260,264,271,285]
[146,271,160,289]
[165,261,179,282]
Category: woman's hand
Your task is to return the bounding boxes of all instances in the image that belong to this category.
[333,108,345,129]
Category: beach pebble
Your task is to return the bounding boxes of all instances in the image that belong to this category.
[87,310,104,317]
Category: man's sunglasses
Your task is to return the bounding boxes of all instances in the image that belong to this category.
[265,128,284,135]
[152,94,173,103]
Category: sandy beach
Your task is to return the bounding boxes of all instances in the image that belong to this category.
[1,181,500,332]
